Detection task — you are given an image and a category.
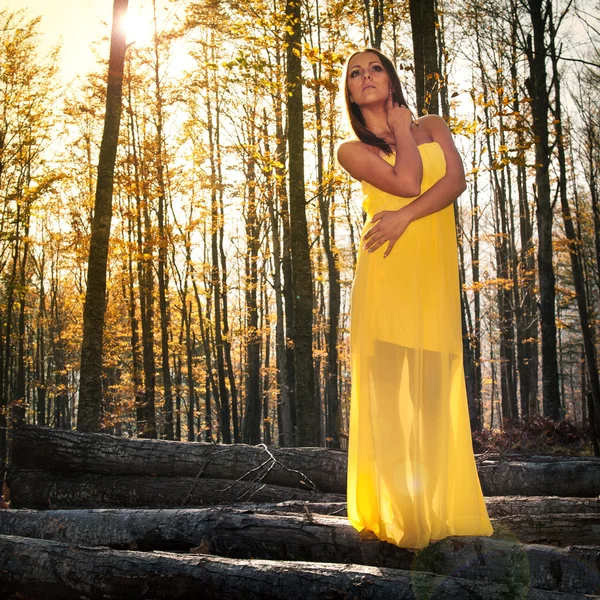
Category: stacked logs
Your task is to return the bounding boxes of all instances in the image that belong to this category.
[1,425,599,599]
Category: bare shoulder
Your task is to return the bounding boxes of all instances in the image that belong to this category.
[337,140,381,174]
[416,114,452,139]
[418,115,464,177]
[337,140,378,161]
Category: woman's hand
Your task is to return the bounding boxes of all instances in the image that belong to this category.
[363,208,412,257]
[385,91,415,133]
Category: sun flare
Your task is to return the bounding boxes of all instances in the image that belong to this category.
[121,10,150,46]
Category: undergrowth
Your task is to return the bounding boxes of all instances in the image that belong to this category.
[472,414,597,456]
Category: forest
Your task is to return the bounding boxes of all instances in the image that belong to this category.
[0,0,599,459]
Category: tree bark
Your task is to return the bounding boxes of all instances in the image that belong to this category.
[9,425,347,492]
[77,0,129,432]
[548,4,600,434]
[6,469,344,509]
[262,112,292,447]
[285,0,316,446]
[2,534,575,600]
[9,426,600,498]
[242,118,261,445]
[151,0,174,440]
[477,455,600,496]
[207,68,231,444]
[362,0,385,49]
[510,0,538,418]
[525,0,561,420]
[409,0,439,115]
[1,508,599,584]
[2,503,600,553]
[127,63,157,438]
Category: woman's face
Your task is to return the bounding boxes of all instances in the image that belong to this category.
[346,51,390,108]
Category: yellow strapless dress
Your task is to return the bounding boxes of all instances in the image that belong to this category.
[347,141,493,549]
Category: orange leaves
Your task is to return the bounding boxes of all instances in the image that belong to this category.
[463,277,514,294]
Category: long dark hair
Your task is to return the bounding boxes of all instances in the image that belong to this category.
[341,48,409,156]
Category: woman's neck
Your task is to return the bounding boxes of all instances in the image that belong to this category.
[360,104,390,137]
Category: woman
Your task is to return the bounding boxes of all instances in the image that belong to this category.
[338,48,493,550]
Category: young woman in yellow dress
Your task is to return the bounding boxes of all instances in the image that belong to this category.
[338,48,494,550]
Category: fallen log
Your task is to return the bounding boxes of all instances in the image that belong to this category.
[0,533,593,600]
[485,496,600,517]
[214,496,600,519]
[478,457,600,497]
[10,425,600,498]
[491,513,600,546]
[0,507,598,594]
[10,424,347,493]
[6,469,345,509]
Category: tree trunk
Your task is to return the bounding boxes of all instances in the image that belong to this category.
[9,426,600,498]
[242,118,261,445]
[285,0,316,446]
[510,0,538,418]
[548,4,600,435]
[77,0,129,432]
[525,0,561,420]
[362,0,385,49]
[1,508,599,578]
[127,62,157,439]
[151,0,173,440]
[409,0,439,115]
[6,469,345,509]
[9,425,347,492]
[207,70,231,444]
[2,534,576,600]
[262,112,292,447]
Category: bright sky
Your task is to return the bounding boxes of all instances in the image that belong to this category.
[4,0,147,85]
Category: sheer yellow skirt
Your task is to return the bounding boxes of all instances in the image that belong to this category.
[347,142,493,549]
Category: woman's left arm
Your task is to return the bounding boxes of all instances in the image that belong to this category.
[363,115,466,257]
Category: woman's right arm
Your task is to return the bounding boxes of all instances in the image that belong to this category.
[337,108,423,197]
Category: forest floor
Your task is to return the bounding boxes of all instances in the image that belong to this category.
[473,415,597,456]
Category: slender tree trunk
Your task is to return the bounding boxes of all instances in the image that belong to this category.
[362,0,385,49]
[525,0,561,420]
[409,0,439,115]
[262,113,292,447]
[206,66,231,444]
[36,252,46,428]
[78,0,129,432]
[286,0,316,446]
[273,44,297,443]
[190,272,217,443]
[468,99,483,429]
[13,196,31,427]
[242,115,261,444]
[151,1,173,440]
[510,0,538,417]
[125,196,144,437]
[308,22,341,448]
[548,10,600,426]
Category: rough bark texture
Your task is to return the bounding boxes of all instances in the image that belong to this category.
[548,6,600,431]
[285,0,316,446]
[525,0,561,420]
[0,534,597,599]
[6,470,345,509]
[10,427,600,498]
[77,0,129,432]
[409,0,440,115]
[1,504,599,557]
[10,425,347,492]
[477,456,600,497]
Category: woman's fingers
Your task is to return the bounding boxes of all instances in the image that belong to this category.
[383,238,397,258]
[365,231,388,252]
[363,224,378,240]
